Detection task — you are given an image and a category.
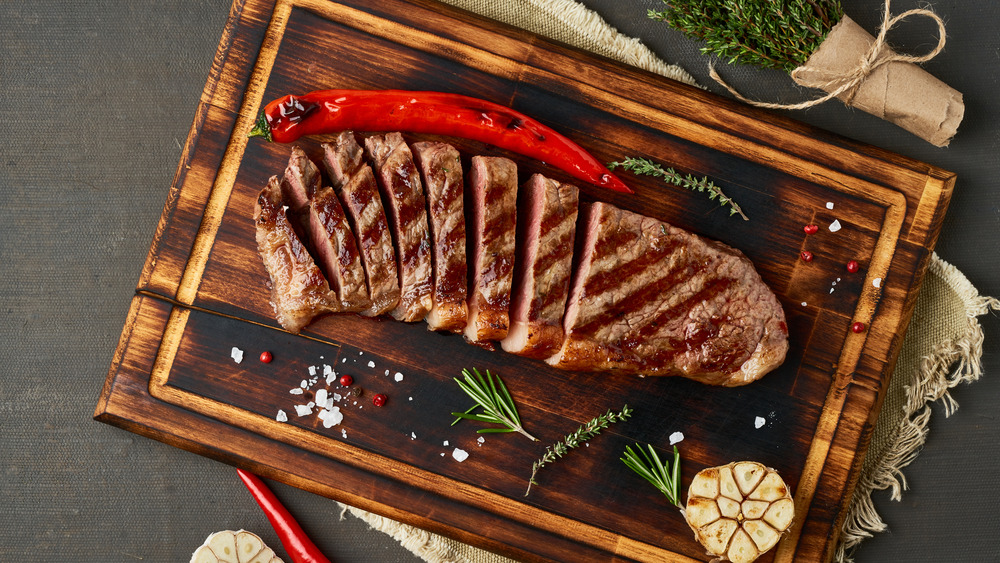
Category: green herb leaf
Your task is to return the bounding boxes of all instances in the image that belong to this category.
[451,368,536,441]
[525,405,633,496]
[608,157,748,220]
[621,443,683,508]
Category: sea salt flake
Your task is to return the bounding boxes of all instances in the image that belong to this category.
[289,388,303,395]
[230,347,244,364]
[452,448,470,462]
[873,277,882,288]
[669,431,684,445]
[829,219,842,232]
[826,202,834,209]
[276,410,288,422]
[394,372,404,382]
[294,404,313,417]
[367,360,375,368]
[755,416,766,429]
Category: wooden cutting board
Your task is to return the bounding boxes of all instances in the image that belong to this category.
[94,0,955,561]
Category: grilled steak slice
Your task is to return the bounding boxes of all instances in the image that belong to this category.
[321,132,400,317]
[411,141,468,333]
[547,202,788,386]
[501,174,579,358]
[364,132,434,322]
[279,146,369,312]
[464,156,518,343]
[254,176,337,333]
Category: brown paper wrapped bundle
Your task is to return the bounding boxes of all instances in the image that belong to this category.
[653,0,964,147]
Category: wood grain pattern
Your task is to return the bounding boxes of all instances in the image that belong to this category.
[95,0,955,561]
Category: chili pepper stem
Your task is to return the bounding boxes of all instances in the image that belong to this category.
[248,110,272,142]
[236,468,332,563]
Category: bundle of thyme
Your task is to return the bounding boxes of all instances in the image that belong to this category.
[525,405,633,496]
[648,0,843,72]
[609,157,748,220]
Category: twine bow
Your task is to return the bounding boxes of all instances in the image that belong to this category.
[710,0,947,111]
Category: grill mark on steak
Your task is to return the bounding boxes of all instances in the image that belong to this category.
[365,133,434,323]
[548,202,788,386]
[501,174,578,359]
[411,141,468,333]
[464,156,518,343]
[254,176,338,333]
[321,132,400,317]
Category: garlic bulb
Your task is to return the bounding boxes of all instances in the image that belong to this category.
[190,530,283,563]
[684,461,794,563]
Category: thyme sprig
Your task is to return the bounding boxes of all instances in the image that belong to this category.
[525,405,633,496]
[451,368,537,442]
[621,443,683,508]
[648,0,844,72]
[608,157,748,220]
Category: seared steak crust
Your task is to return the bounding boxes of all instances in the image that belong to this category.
[501,174,579,359]
[464,156,518,343]
[254,176,337,333]
[411,141,468,333]
[321,132,400,317]
[548,202,788,386]
[365,133,434,323]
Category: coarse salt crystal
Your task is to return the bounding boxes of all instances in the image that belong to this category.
[276,410,287,422]
[341,429,348,439]
[341,358,346,363]
[452,448,470,462]
[367,360,375,368]
[477,436,485,445]
[669,431,684,445]
[830,288,835,294]
[443,440,449,446]
[315,389,328,406]
[755,416,766,429]
[801,302,808,307]
[410,432,417,440]
[299,379,308,389]
[294,404,313,417]
[829,219,842,232]
[289,388,303,395]
[384,369,390,376]
[394,372,404,382]
[231,347,244,364]
[333,393,342,401]
[873,277,882,288]
[318,407,343,428]
[308,365,317,376]
[826,202,834,210]
[359,351,364,356]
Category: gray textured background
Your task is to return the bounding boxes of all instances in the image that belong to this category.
[1,0,996,561]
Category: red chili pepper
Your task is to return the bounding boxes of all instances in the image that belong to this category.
[237,469,332,563]
[248,89,632,194]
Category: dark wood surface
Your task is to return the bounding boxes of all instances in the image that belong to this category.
[94,0,955,561]
[3,1,997,562]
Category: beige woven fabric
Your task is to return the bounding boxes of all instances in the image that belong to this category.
[336,1,999,561]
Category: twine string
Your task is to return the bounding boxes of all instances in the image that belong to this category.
[710,0,947,110]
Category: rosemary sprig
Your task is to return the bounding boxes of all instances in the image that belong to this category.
[608,157,748,220]
[451,368,537,441]
[525,405,633,496]
[621,443,683,508]
[648,0,844,72]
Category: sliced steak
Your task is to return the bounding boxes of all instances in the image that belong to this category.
[547,202,788,386]
[279,146,369,312]
[321,132,400,317]
[364,132,434,323]
[411,141,468,333]
[464,156,518,343]
[254,176,337,334]
[501,174,579,358]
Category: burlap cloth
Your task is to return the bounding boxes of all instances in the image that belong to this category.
[334,1,1000,561]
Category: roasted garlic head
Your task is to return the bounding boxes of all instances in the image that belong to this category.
[684,461,794,563]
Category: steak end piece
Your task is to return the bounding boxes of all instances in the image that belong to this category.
[411,141,468,333]
[547,202,788,386]
[254,176,338,333]
[501,174,579,359]
[322,133,400,317]
[365,132,433,323]
[464,156,518,343]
